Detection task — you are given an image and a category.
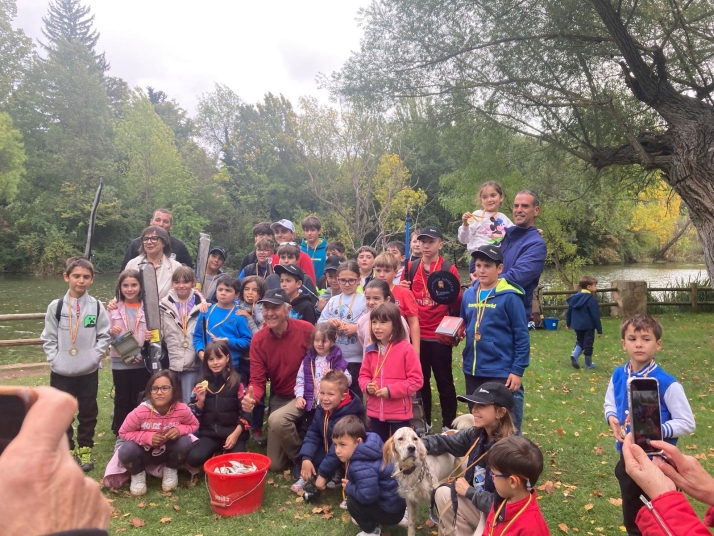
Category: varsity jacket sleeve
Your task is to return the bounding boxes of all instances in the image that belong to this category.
[506,294,530,377]
[588,295,603,334]
[226,316,252,356]
[294,362,306,398]
[193,311,207,353]
[94,300,111,362]
[604,377,617,424]
[636,491,711,536]
[386,344,423,398]
[421,428,475,458]
[464,487,495,514]
[119,406,155,447]
[501,239,547,290]
[41,299,60,363]
[662,382,696,438]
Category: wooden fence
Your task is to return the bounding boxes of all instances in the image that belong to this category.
[0,313,44,348]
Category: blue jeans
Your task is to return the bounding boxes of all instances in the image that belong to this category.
[464,374,525,435]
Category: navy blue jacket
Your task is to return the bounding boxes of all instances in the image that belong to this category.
[566,291,602,334]
[299,392,364,478]
[460,279,530,378]
[500,225,546,318]
[345,432,406,514]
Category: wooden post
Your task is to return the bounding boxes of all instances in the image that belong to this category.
[691,282,698,313]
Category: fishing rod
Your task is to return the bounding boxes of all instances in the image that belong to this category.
[84,178,104,260]
[404,204,411,261]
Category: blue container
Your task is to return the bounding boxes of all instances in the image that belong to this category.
[544,317,559,331]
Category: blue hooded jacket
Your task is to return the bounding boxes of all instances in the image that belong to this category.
[500,226,546,318]
[460,278,530,378]
[301,237,328,280]
[299,391,364,479]
[566,291,602,334]
[345,432,406,514]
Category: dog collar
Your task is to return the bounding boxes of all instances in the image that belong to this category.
[400,462,429,492]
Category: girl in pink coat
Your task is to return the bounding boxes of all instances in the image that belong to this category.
[118,370,198,495]
[359,302,423,442]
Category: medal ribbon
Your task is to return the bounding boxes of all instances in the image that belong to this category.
[68,296,80,348]
[206,304,236,339]
[488,492,533,536]
[474,286,494,340]
[373,343,393,382]
[337,292,357,321]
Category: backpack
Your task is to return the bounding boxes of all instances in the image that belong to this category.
[55,296,100,324]
[404,257,454,283]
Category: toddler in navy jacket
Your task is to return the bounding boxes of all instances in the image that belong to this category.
[566,275,602,369]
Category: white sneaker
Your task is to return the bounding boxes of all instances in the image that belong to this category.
[130,471,147,496]
[162,467,178,492]
[398,509,409,527]
[290,478,307,492]
[356,528,380,536]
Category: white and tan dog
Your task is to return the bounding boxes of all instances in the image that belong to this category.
[382,414,474,536]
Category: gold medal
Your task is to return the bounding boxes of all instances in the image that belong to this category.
[467,216,477,225]
[69,346,79,356]
[474,332,481,342]
[181,340,189,348]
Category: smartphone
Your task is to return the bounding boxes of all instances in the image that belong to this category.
[627,377,663,455]
[0,387,37,456]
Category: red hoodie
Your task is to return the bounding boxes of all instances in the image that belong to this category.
[481,492,550,536]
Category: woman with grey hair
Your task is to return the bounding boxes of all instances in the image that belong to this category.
[125,226,183,299]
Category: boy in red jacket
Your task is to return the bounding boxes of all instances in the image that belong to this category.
[482,435,550,535]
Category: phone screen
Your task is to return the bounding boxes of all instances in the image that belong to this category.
[629,378,663,454]
[0,394,28,455]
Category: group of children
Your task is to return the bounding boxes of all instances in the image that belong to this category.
[39,188,698,535]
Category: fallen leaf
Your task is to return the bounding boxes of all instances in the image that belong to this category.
[425,518,436,527]
[115,529,127,534]
[608,497,623,506]
[545,481,555,494]
[594,447,603,455]
[574,431,580,437]
[558,523,569,533]
[98,432,105,437]
[294,513,302,520]
[159,517,171,524]
[295,497,304,503]
[278,507,286,512]
[321,512,334,520]
[267,478,275,484]
[137,502,146,508]
[592,490,602,497]
[584,503,594,511]
[341,512,352,523]
[685,444,698,450]
[130,517,145,528]
[148,502,157,507]
[312,507,323,514]
[619,527,627,532]
[173,505,181,512]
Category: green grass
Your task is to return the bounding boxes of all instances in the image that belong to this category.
[5,313,714,535]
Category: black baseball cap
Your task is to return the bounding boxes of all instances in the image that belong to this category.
[209,246,227,260]
[324,255,345,272]
[417,226,444,240]
[258,288,291,305]
[471,244,503,264]
[457,382,514,411]
[274,263,304,282]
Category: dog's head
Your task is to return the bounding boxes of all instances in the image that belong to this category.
[382,427,426,472]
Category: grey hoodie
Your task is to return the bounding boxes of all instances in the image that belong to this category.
[41,291,111,377]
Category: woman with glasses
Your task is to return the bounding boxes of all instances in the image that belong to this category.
[318,260,368,399]
[114,370,198,496]
[125,226,183,299]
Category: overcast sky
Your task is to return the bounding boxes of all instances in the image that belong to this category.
[13,0,369,114]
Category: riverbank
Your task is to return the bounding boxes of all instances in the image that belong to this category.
[4,313,713,534]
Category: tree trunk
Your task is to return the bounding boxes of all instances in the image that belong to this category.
[652,220,692,262]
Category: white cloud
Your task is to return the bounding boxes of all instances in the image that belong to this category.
[13,0,369,114]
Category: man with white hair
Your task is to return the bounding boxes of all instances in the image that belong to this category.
[241,289,313,472]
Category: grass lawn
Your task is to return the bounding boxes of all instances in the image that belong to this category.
[5,312,714,535]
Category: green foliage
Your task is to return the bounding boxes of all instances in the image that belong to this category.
[0,112,24,202]
[0,0,33,106]
[40,0,107,70]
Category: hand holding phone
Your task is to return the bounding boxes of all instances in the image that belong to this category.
[628,377,663,455]
[0,387,37,456]
[0,386,110,534]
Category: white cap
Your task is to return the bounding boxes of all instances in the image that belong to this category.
[270,219,295,233]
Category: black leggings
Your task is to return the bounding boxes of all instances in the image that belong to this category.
[186,435,246,469]
[118,436,194,475]
[367,418,412,443]
[347,495,405,533]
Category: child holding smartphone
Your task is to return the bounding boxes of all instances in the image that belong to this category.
[604,314,695,535]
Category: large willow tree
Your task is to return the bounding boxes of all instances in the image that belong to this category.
[336,0,714,278]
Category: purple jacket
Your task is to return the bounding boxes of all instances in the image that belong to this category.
[302,346,348,411]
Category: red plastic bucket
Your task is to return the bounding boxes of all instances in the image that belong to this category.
[204,452,271,516]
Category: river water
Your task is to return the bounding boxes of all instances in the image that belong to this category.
[0,262,708,364]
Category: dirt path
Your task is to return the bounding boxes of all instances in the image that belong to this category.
[0,362,49,381]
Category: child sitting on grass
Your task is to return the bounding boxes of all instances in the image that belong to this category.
[335,415,406,536]
[604,314,695,535]
[293,370,363,493]
[483,435,550,535]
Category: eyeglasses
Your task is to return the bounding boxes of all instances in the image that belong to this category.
[337,278,359,285]
[279,241,298,246]
[491,471,510,479]
[142,236,162,243]
[150,385,172,393]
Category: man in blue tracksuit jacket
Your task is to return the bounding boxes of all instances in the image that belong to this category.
[461,245,530,433]
[500,190,547,319]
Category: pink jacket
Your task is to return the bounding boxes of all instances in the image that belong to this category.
[108,301,149,360]
[359,339,423,421]
[119,401,198,447]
